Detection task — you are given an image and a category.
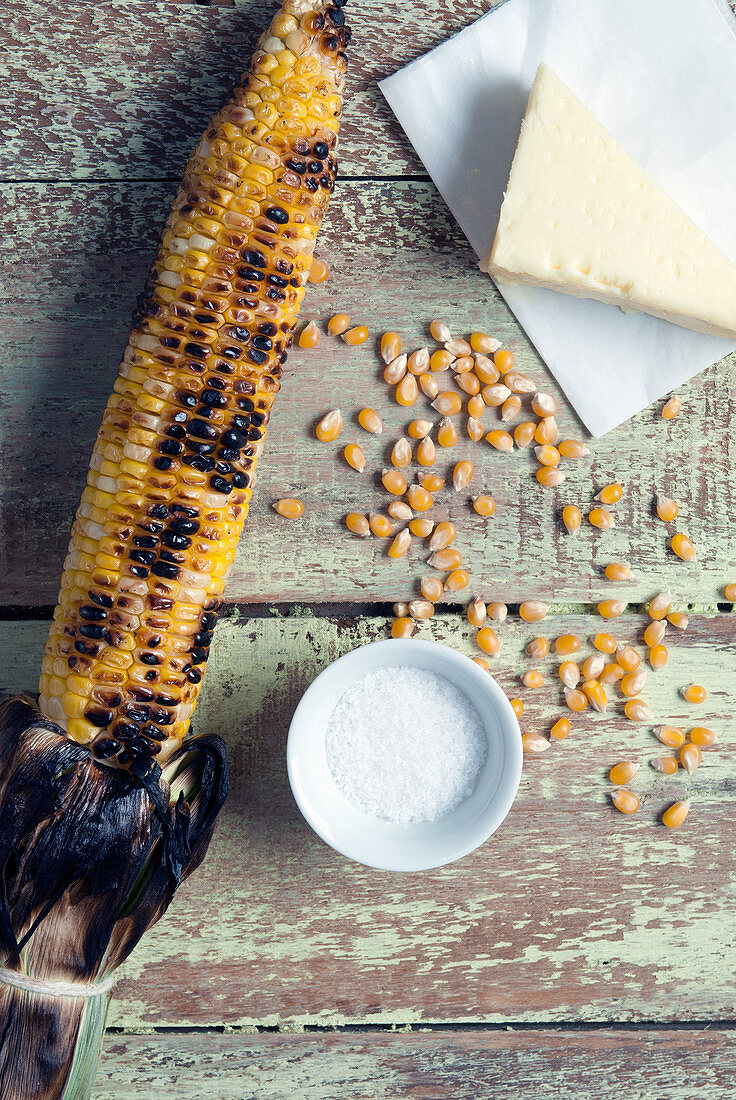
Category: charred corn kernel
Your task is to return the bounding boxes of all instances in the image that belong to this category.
[666,612,688,631]
[506,371,535,394]
[531,392,559,417]
[437,417,459,447]
[467,394,485,419]
[457,371,481,396]
[486,429,514,452]
[648,590,672,620]
[428,548,462,571]
[624,698,654,722]
[565,688,588,712]
[725,583,736,602]
[358,407,382,435]
[273,498,304,519]
[416,436,437,466]
[430,319,451,343]
[328,313,350,335]
[612,789,640,815]
[452,356,475,376]
[421,575,444,602]
[605,562,632,582]
[393,602,410,618]
[384,354,408,385]
[388,502,412,523]
[408,418,433,440]
[345,512,369,536]
[621,669,648,698]
[536,467,565,488]
[409,517,434,538]
[562,505,582,535]
[550,717,571,741]
[477,626,500,657]
[655,725,686,748]
[535,444,560,467]
[649,644,669,670]
[299,320,320,348]
[582,679,607,713]
[407,484,434,512]
[388,529,411,559]
[344,443,366,472]
[467,417,484,443]
[432,391,463,416]
[523,733,550,754]
[616,645,641,672]
[593,633,618,654]
[494,349,515,373]
[404,348,429,376]
[534,417,559,445]
[467,597,487,628]
[690,726,717,747]
[522,669,545,689]
[559,661,581,689]
[662,799,690,829]
[671,533,696,561]
[428,522,456,552]
[661,395,681,420]
[681,683,707,703]
[558,438,590,458]
[308,257,330,284]
[596,483,623,505]
[409,599,435,620]
[473,657,491,670]
[487,601,508,623]
[430,349,455,373]
[589,507,614,530]
[526,636,550,659]
[420,473,444,492]
[470,332,500,354]
[582,654,605,680]
[445,338,472,357]
[391,437,412,468]
[419,372,439,399]
[382,468,408,496]
[520,600,548,623]
[316,408,343,442]
[644,620,667,647]
[445,568,470,593]
[380,331,402,364]
[514,421,536,449]
[369,512,393,538]
[656,494,679,522]
[473,355,500,384]
[481,383,511,408]
[392,616,416,639]
[651,756,679,775]
[609,761,640,785]
[555,634,582,656]
[679,744,702,775]
[501,395,522,421]
[453,460,474,492]
[510,697,524,718]
[600,662,624,685]
[395,373,419,407]
[343,324,369,346]
[472,494,497,517]
[598,599,625,619]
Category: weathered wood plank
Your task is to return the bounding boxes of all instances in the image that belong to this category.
[0,0,493,180]
[2,180,734,606]
[2,612,735,1027]
[94,1029,736,1100]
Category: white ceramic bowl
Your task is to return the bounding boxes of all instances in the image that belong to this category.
[287,638,522,871]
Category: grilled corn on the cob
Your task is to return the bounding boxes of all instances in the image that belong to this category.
[39,0,351,771]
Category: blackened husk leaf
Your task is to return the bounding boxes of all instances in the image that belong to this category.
[0,696,229,1099]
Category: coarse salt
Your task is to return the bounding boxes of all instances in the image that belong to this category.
[325,666,487,825]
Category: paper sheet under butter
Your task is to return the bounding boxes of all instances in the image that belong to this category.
[379,0,736,436]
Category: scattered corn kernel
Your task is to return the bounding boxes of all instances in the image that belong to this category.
[609,761,640,785]
[550,717,571,741]
[467,394,485,419]
[388,529,412,559]
[453,356,475,377]
[316,408,343,442]
[501,395,522,421]
[689,727,716,747]
[671,533,696,562]
[487,601,508,623]
[416,436,437,466]
[621,669,648,698]
[644,620,666,647]
[358,407,382,435]
[651,757,678,775]
[662,799,690,829]
[596,482,623,505]
[494,349,515,373]
[433,391,463,416]
[679,744,702,775]
[522,670,545,689]
[666,612,688,631]
[520,600,548,623]
[656,494,679,522]
[482,383,512,408]
[526,636,549,659]
[428,548,462,570]
[531,392,559,417]
[299,320,320,348]
[343,324,369,346]
[344,443,366,472]
[724,583,736,602]
[605,562,632,582]
[600,662,624,685]
[472,495,497,517]
[589,507,614,530]
[612,789,640,815]
[681,683,707,703]
[598,599,625,619]
[582,679,607,713]
[522,733,550,754]
[655,725,686,748]
[407,484,434,512]
[661,395,681,420]
[327,313,350,335]
[382,468,407,496]
[473,355,500,384]
[437,417,459,447]
[408,348,430,375]
[470,332,500,354]
[624,698,654,722]
[408,599,434,620]
[409,517,434,538]
[420,473,444,492]
[429,522,457,552]
[564,688,588,712]
[467,597,487,628]
[445,568,470,593]
[345,512,369,536]
[380,331,402,364]
[582,654,605,680]
[430,349,454,373]
[558,439,590,458]
[408,418,432,440]
[616,645,641,672]
[562,505,582,535]
[535,444,561,467]
[555,634,582,656]
[273,498,304,519]
[395,373,419,407]
[419,372,439,399]
[384,354,408,385]
[593,633,618,654]
[443,339,470,358]
[510,697,524,718]
[453,460,474,492]
[514,421,536,449]
[505,370,535,394]
[477,626,500,657]
[534,417,559,445]
[649,644,669,670]
[388,501,413,522]
[473,657,491,671]
[430,319,451,343]
[457,371,481,396]
[369,513,393,538]
[536,467,565,488]
[391,437,412,468]
[485,429,514,452]
[467,417,484,443]
[393,602,409,618]
[308,257,329,284]
[648,590,672,620]
[559,661,581,689]
[421,576,444,602]
[391,616,416,639]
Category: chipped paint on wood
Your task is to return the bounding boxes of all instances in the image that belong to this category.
[1,612,735,1027]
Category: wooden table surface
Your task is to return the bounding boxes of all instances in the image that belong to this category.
[3,1,736,1096]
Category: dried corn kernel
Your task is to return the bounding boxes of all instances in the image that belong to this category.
[514,421,536,449]
[616,645,641,672]
[433,391,463,416]
[656,494,679,522]
[472,495,497,517]
[467,417,484,443]
[689,727,716,747]
[624,698,654,722]
[409,517,434,538]
[679,744,702,775]
[388,529,412,559]
[408,348,430,375]
[559,661,581,689]
[485,429,514,452]
[420,473,444,492]
[651,757,678,775]
[299,320,320,348]
[308,257,329,284]
[344,443,365,473]
[501,395,522,421]
[522,670,545,689]
[477,626,500,657]
[534,417,558,445]
[453,355,475,376]
[671,533,696,562]
[505,370,535,394]
[380,331,402,364]
[562,505,582,535]
[343,324,369,346]
[428,548,462,571]
[395,373,419,407]
[681,683,707,704]
[535,444,561,467]
[430,319,451,343]
[273,498,304,519]
[467,394,485,419]
[473,657,491,671]
[474,355,500,385]
[417,436,437,466]
[582,654,605,680]
[609,761,640,785]
[391,616,416,639]
[644,620,666,647]
[555,634,581,656]
[419,372,439,399]
[654,725,686,748]
[345,512,369,537]
[487,601,508,623]
[327,313,350,335]
[482,384,512,408]
[531,392,559,417]
[388,501,413,522]
[437,417,459,448]
[520,600,548,623]
[582,679,607,713]
[408,418,432,440]
[649,644,669,670]
[470,332,500,354]
[661,395,681,420]
[593,633,618,654]
[564,688,588,712]
[666,612,688,631]
[393,603,410,618]
[316,408,343,442]
[621,669,648,698]
[467,597,487,628]
[384,354,407,385]
[407,484,434,512]
[648,590,672,620]
[522,733,550,754]
[358,407,382,435]
[453,460,474,492]
[600,663,624,685]
[598,600,625,619]
[536,467,565,488]
[457,371,481,396]
[445,568,470,593]
[558,439,590,458]
[725,583,736,602]
[596,483,623,505]
[494,349,515,373]
[612,789,640,815]
[391,437,412,469]
[421,575,444,602]
[550,717,571,741]
[510,697,524,718]
[428,522,457,552]
[382,468,407,496]
[408,599,435,620]
[369,513,393,538]
[662,799,690,829]
[430,349,454,373]
[605,562,632,582]
[589,507,614,530]
[526,636,549,659]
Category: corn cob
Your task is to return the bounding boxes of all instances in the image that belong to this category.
[39,0,351,771]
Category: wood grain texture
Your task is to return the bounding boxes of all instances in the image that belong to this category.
[94,1029,736,1100]
[2,180,735,607]
[2,612,735,1027]
[0,0,493,180]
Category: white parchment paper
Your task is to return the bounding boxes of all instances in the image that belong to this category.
[379,0,736,436]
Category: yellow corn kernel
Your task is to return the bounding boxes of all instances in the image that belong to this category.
[600,661,624,684]
[531,392,559,417]
[419,372,439,399]
[557,438,590,458]
[428,522,456,552]
[485,429,514,452]
[409,599,435,620]
[655,725,686,748]
[343,324,369,346]
[662,799,690,829]
[522,732,550,754]
[273,498,304,519]
[681,683,707,704]
[437,417,459,447]
[472,495,496,517]
[298,319,320,348]
[481,383,511,408]
[609,761,639,785]
[327,312,350,335]
[473,657,491,671]
[345,512,369,537]
[581,654,605,680]
[535,445,560,467]
[514,421,536,449]
[421,575,444,602]
[369,513,393,538]
[477,626,500,657]
[616,645,641,672]
[534,416,558,445]
[432,391,462,417]
[380,331,402,364]
[428,548,462,571]
[550,717,571,741]
[391,437,412,469]
[473,354,500,384]
[648,590,672,620]
[582,679,607,713]
[562,505,582,535]
[536,467,565,488]
[487,601,508,622]
[621,669,647,698]
[470,331,499,354]
[358,407,382,435]
[661,395,681,420]
[467,597,487,628]
[308,256,329,284]
[564,688,588,712]
[593,632,618,654]
[430,319,451,343]
[624,698,654,722]
[520,600,548,623]
[467,394,485,419]
[446,338,472,357]
[501,394,522,422]
[611,790,640,815]
[407,484,434,512]
[605,562,632,582]
[445,568,470,593]
[457,371,481,396]
[725,583,736,602]
[395,373,419,407]
[409,517,434,538]
[467,417,484,443]
[689,726,716,747]
[430,349,454,373]
[494,348,515,373]
[651,757,679,775]
[649,644,669,670]
[679,743,702,775]
[407,418,432,440]
[416,436,437,466]
[506,371,535,394]
[588,507,614,530]
[558,661,581,689]
[596,482,623,505]
[598,600,625,619]
[554,634,581,656]
[408,348,430,375]
[644,620,666,647]
[382,468,407,496]
[522,669,544,689]
[666,612,688,631]
[344,443,365,472]
[510,697,524,718]
[384,355,407,385]
[671,533,696,562]
[420,473,444,492]
[316,408,343,442]
[453,460,474,492]
[526,636,549,659]
[656,494,679,522]
[388,529,411,559]
[391,616,416,639]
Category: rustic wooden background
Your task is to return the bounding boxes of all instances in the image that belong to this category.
[2,0,736,1096]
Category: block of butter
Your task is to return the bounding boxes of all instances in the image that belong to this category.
[483,63,736,340]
